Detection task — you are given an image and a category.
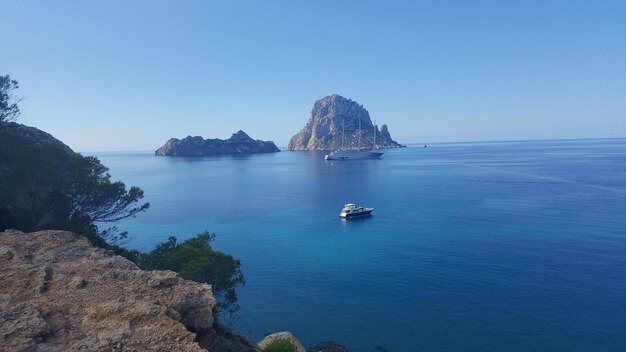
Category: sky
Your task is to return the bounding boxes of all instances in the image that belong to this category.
[1,0,625,151]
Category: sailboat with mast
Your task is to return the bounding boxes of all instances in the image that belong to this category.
[324,116,384,160]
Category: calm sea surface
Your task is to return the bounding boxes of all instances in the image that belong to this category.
[97,139,626,352]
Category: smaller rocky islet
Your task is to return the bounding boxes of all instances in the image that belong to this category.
[155,130,280,156]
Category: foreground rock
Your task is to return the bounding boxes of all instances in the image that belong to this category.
[156,130,280,156]
[0,229,260,352]
[288,94,403,150]
[258,331,306,352]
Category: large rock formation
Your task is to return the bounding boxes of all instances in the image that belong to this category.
[0,229,260,352]
[288,94,403,150]
[155,130,280,156]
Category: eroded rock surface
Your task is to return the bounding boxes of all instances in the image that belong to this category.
[0,229,259,352]
[288,94,403,150]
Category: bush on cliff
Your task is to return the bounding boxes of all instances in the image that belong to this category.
[136,231,245,322]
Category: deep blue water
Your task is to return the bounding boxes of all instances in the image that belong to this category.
[97,139,626,352]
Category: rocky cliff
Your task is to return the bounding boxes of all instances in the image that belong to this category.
[288,95,403,150]
[0,230,260,352]
[155,130,280,156]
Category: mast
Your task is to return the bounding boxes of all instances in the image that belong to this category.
[373,120,377,150]
[342,118,345,150]
[358,115,362,151]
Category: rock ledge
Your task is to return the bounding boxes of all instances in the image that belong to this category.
[0,229,259,352]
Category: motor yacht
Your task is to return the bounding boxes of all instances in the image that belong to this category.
[339,203,374,218]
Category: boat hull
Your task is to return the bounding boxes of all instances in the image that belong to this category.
[339,208,374,218]
[325,150,383,160]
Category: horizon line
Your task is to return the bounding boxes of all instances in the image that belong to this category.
[80,136,626,154]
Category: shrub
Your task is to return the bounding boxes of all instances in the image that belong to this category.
[137,231,245,321]
[263,339,297,352]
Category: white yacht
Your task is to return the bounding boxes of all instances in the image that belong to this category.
[325,150,383,160]
[325,118,383,160]
[339,203,374,218]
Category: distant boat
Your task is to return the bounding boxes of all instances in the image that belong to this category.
[325,117,383,160]
[339,203,374,218]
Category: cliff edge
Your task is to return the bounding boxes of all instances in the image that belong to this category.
[0,230,259,352]
[288,95,403,150]
[155,130,280,156]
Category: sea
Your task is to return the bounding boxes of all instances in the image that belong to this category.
[96,138,626,352]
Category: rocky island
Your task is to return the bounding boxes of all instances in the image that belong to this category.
[155,130,280,156]
[288,94,403,150]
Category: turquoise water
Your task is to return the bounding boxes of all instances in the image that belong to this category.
[98,139,626,352]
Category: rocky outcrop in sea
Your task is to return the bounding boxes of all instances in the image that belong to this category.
[0,229,260,352]
[258,331,307,352]
[288,94,403,150]
[155,130,280,156]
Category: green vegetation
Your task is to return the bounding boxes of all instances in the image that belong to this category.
[0,74,21,122]
[263,339,298,352]
[135,231,245,319]
[0,122,149,237]
[0,74,244,324]
[1,75,149,236]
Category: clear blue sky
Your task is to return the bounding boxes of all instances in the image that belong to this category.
[1,0,625,151]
